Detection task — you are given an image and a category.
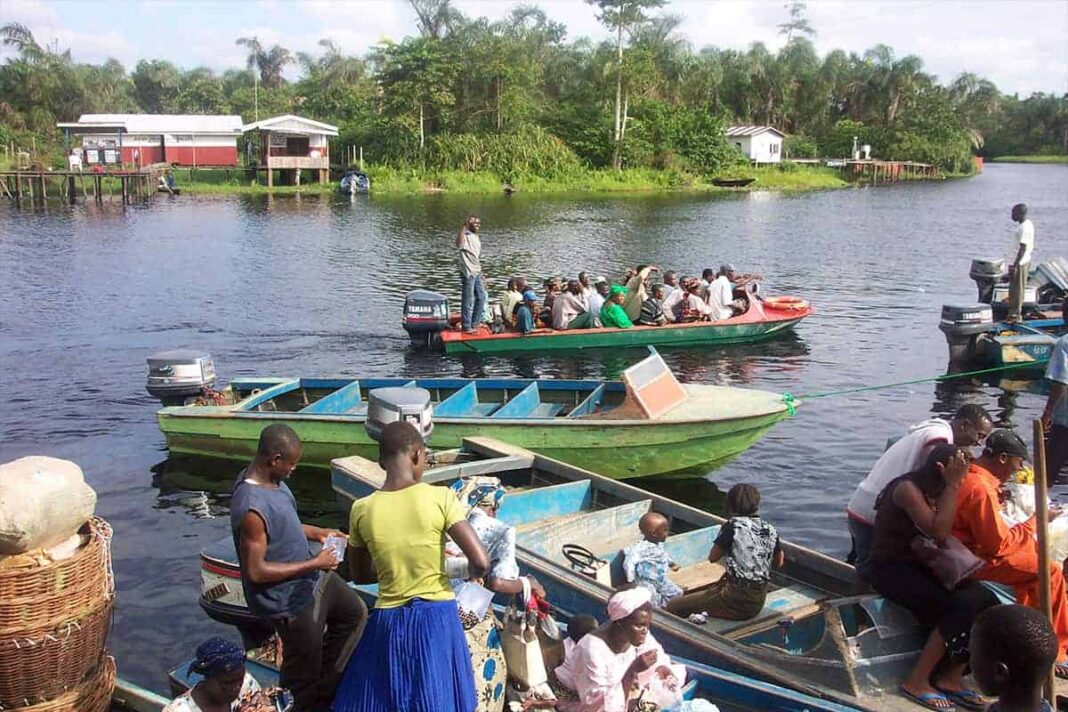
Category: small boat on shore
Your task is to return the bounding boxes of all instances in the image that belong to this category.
[712,177,755,187]
[432,296,812,355]
[338,170,370,194]
[149,349,794,479]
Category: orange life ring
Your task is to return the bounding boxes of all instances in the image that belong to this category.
[764,296,810,312]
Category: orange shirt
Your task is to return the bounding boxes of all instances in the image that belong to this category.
[952,463,1035,561]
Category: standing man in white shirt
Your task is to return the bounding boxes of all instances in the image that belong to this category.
[1007,203,1034,322]
[456,215,486,333]
[845,404,993,569]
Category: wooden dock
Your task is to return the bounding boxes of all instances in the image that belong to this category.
[0,163,169,207]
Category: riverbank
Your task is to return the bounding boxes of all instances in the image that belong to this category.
[989,155,1068,164]
[176,165,850,196]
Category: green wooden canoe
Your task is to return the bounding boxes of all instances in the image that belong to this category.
[156,375,793,480]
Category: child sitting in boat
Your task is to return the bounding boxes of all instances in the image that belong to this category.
[666,483,784,623]
[623,512,683,608]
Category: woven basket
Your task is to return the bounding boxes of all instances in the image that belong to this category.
[0,518,114,708]
[0,518,114,635]
[1,654,115,712]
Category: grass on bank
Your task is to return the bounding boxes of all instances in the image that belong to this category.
[989,155,1068,164]
[174,164,849,196]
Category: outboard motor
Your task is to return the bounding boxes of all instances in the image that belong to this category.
[938,304,996,367]
[364,387,434,443]
[146,349,216,406]
[402,290,450,350]
[969,258,1005,304]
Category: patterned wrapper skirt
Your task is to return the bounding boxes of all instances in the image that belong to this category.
[332,598,477,712]
[463,609,508,712]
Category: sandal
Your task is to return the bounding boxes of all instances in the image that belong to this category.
[900,687,954,711]
[933,685,985,711]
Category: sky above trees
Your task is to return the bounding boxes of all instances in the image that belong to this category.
[3,0,1065,95]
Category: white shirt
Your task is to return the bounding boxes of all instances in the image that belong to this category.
[163,673,260,712]
[846,418,954,525]
[1010,219,1034,266]
[706,275,735,321]
[587,291,606,326]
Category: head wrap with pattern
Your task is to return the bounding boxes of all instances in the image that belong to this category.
[450,476,506,513]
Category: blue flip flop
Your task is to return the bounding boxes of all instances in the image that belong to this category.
[933,685,985,711]
[900,687,954,711]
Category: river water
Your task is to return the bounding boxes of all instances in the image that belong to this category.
[1,163,1066,692]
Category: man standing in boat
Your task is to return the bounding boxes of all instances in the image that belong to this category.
[1006,203,1034,322]
[231,424,367,711]
[457,215,487,333]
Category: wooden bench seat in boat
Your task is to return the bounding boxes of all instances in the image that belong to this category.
[491,382,564,419]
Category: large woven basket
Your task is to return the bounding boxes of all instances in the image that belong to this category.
[0,654,115,712]
[0,518,114,634]
[0,518,114,708]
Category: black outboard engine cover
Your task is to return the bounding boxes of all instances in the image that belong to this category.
[402,290,450,349]
[938,304,995,366]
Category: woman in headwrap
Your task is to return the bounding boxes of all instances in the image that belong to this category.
[164,637,260,712]
[554,588,685,712]
[450,476,546,712]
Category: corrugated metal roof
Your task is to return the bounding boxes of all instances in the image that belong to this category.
[65,114,244,135]
[242,114,338,136]
[726,125,785,138]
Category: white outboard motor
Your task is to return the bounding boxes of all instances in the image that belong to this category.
[938,304,996,366]
[402,290,450,350]
[364,387,434,443]
[146,349,216,406]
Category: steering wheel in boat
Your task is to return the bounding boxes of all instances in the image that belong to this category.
[562,544,600,573]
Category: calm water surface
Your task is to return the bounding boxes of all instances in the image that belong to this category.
[1,163,1066,691]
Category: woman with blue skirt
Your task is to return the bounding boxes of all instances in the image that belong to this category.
[333,422,490,712]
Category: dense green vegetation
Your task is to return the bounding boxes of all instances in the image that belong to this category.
[990,155,1068,164]
[1,0,1065,184]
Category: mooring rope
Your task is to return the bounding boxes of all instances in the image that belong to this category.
[781,361,1050,416]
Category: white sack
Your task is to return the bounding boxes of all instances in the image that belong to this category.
[0,456,97,555]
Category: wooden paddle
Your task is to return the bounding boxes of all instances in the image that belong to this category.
[1034,418,1056,704]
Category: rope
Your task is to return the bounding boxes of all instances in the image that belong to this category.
[782,360,1050,413]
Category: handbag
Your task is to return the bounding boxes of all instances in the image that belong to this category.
[500,602,549,690]
[910,534,985,590]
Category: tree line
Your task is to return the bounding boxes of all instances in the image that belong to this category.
[1,0,1065,176]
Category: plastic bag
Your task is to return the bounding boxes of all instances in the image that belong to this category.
[0,456,97,555]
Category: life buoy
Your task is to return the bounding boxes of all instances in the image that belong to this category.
[764,296,810,312]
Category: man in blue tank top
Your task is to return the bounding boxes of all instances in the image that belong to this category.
[231,424,366,711]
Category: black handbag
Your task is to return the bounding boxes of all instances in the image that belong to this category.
[910,534,985,590]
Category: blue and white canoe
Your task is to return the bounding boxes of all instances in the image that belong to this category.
[327,437,969,711]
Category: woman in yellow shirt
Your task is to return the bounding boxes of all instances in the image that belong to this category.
[333,422,489,712]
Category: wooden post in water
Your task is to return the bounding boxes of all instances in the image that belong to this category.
[14,170,22,208]
[359,146,364,172]
[1034,418,1056,704]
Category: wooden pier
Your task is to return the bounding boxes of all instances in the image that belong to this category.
[0,163,169,207]
[788,158,939,183]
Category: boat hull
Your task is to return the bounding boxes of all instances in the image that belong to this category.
[159,406,788,479]
[440,301,811,355]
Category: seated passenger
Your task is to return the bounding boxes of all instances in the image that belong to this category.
[699,267,716,294]
[666,484,784,622]
[554,280,593,330]
[623,512,682,608]
[587,279,609,327]
[706,264,747,320]
[662,271,679,298]
[540,278,562,323]
[555,588,685,712]
[637,284,667,326]
[599,285,634,329]
[661,277,690,323]
[972,604,1059,712]
[514,289,547,334]
[623,265,659,321]
[863,444,999,711]
[671,279,715,323]
[564,614,599,660]
[164,637,261,712]
[951,429,1068,677]
[500,278,522,328]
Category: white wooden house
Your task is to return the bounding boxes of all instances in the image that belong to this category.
[726,126,785,164]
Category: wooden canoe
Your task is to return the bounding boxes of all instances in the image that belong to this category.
[712,178,756,187]
[439,296,811,355]
[328,437,1009,711]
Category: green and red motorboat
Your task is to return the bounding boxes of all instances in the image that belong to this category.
[403,290,813,355]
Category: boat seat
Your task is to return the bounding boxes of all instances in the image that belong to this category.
[471,403,501,416]
[491,383,542,419]
[347,403,369,415]
[529,402,564,418]
[568,384,605,418]
[669,560,726,593]
[710,582,825,637]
